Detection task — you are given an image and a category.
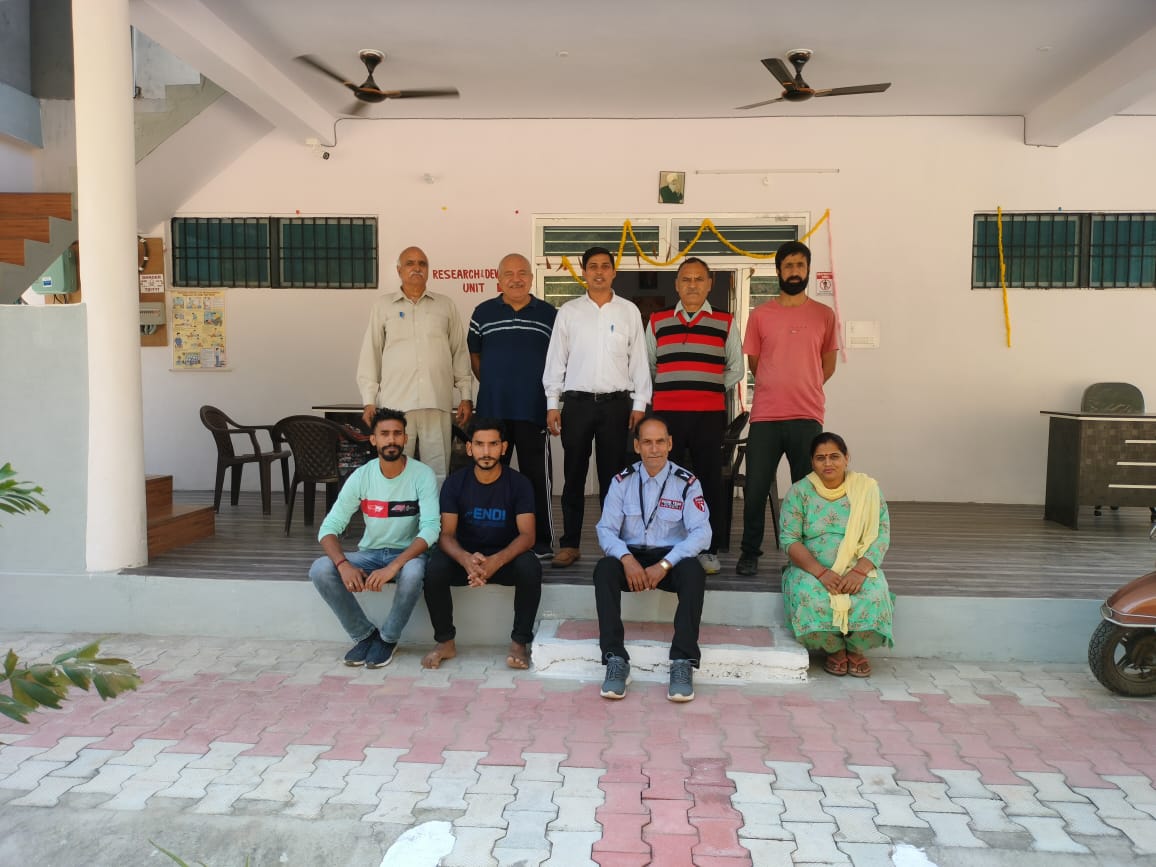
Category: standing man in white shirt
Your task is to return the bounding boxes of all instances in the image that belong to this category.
[542,247,652,568]
[357,246,473,482]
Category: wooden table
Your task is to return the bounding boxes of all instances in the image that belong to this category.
[1041,410,1156,529]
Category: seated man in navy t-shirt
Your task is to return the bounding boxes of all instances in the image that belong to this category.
[421,417,543,670]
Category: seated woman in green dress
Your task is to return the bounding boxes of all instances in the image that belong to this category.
[779,432,893,677]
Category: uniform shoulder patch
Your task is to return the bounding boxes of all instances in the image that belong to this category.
[672,466,696,484]
[614,464,637,482]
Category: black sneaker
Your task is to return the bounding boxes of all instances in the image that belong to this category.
[344,630,380,666]
[365,637,397,669]
[667,659,695,702]
[736,555,759,576]
[532,542,554,561]
[600,655,631,699]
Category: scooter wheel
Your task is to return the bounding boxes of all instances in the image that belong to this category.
[1089,622,1156,697]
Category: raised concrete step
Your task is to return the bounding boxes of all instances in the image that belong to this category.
[532,618,809,684]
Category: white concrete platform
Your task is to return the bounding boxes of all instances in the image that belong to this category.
[532,618,810,684]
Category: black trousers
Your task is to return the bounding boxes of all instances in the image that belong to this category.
[658,409,725,554]
[740,418,822,558]
[593,546,705,665]
[499,419,554,548]
[559,395,631,549]
[423,546,543,645]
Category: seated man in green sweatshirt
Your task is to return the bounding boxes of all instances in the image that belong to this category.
[309,407,441,668]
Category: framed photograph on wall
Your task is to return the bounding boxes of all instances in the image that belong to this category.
[658,171,685,204]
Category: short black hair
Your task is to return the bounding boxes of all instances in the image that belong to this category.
[676,256,711,279]
[581,246,614,270]
[632,413,670,440]
[810,431,848,457]
[372,407,407,431]
[775,241,812,271]
[466,417,506,441]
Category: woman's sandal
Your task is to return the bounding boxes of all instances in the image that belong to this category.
[824,650,848,677]
[846,652,871,678]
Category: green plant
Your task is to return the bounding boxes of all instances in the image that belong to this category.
[0,462,50,525]
[0,641,141,724]
[151,841,251,867]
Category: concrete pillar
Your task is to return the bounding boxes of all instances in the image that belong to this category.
[73,0,148,570]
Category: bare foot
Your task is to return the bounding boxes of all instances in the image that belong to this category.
[506,642,531,670]
[422,640,457,670]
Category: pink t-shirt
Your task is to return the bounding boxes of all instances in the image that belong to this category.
[743,297,838,424]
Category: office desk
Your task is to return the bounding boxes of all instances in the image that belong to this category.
[1041,411,1156,529]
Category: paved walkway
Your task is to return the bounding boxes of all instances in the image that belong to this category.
[3,632,1156,866]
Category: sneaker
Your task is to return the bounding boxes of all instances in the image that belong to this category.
[600,655,631,699]
[365,637,397,669]
[344,630,380,666]
[667,659,696,702]
[698,552,721,575]
[736,555,759,576]
[532,542,554,561]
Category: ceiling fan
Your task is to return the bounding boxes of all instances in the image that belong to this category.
[736,49,890,110]
[295,49,460,115]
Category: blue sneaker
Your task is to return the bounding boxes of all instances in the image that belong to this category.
[366,637,397,669]
[344,630,380,666]
[600,655,631,699]
[667,659,695,702]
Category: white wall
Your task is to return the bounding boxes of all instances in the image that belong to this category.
[142,114,1156,503]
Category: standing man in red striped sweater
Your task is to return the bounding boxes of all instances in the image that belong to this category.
[645,257,744,574]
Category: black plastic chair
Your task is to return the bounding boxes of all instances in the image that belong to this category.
[717,411,779,551]
[199,405,291,515]
[274,415,369,535]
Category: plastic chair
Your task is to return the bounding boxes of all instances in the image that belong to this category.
[1081,384,1151,519]
[199,405,291,515]
[274,415,369,534]
[717,411,778,551]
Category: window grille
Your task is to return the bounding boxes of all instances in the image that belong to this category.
[677,223,798,256]
[541,225,660,257]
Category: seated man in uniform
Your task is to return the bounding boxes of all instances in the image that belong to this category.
[421,418,543,670]
[592,415,711,702]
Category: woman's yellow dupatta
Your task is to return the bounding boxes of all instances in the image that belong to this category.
[805,470,880,634]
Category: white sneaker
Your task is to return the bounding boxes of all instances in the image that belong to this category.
[698,552,721,575]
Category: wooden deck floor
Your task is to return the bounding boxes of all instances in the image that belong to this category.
[122,492,1156,599]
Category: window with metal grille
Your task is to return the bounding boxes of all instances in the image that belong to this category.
[542,274,586,308]
[677,223,799,257]
[541,224,661,257]
[172,216,378,288]
[972,212,1156,289]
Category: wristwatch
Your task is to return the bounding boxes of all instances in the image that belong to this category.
[659,559,673,573]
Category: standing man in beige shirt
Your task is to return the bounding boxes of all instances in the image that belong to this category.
[358,246,473,481]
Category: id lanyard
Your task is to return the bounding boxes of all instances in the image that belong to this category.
[638,466,672,538]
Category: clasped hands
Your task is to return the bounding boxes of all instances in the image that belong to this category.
[621,554,666,592]
[337,560,398,592]
[461,551,496,587]
[817,567,866,595]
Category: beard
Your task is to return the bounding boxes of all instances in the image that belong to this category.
[378,445,404,462]
[780,276,808,296]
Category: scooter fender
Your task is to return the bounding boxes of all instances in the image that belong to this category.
[1102,570,1156,626]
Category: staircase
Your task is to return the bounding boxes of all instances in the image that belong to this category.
[0,193,77,305]
[146,474,215,558]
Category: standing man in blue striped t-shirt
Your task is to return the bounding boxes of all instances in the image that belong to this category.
[469,253,558,558]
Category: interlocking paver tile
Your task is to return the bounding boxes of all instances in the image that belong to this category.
[733,801,791,840]
[99,777,170,810]
[418,775,473,810]
[280,785,339,819]
[902,780,966,814]
[34,736,104,762]
[544,830,600,866]
[495,849,548,867]
[348,746,406,777]
[0,759,69,790]
[692,816,747,857]
[551,795,601,832]
[458,791,513,828]
[951,796,1022,833]
[1048,800,1121,836]
[1074,785,1151,819]
[643,798,694,835]
[519,752,565,782]
[7,775,85,807]
[931,767,997,800]
[186,741,253,770]
[1104,775,1156,806]
[0,745,48,776]
[778,789,832,823]
[848,764,905,796]
[592,812,649,855]
[988,783,1060,817]
[862,793,928,829]
[296,757,359,790]
[507,779,560,814]
[599,781,647,815]
[360,790,422,823]
[154,766,223,800]
[727,771,774,804]
[1016,771,1091,803]
[1103,816,1156,854]
[918,811,987,848]
[836,841,897,867]
[497,809,554,850]
[764,760,819,791]
[191,782,254,814]
[329,773,391,805]
[470,765,519,795]
[1017,816,1095,853]
[826,806,889,844]
[378,760,437,793]
[132,752,200,783]
[782,821,846,863]
[214,755,277,786]
[816,775,873,808]
[441,826,503,866]
[106,738,178,766]
[50,748,121,780]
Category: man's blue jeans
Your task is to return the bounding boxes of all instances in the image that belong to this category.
[309,548,426,644]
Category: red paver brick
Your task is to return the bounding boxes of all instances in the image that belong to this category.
[599,781,648,815]
[691,817,747,857]
[687,784,743,820]
[88,725,157,751]
[873,731,922,756]
[477,739,529,766]
[694,856,753,867]
[643,768,691,800]
[951,733,1005,760]
[721,746,772,774]
[1046,759,1117,788]
[904,721,951,745]
[1000,747,1054,773]
[885,753,940,783]
[643,799,696,835]
[967,757,1029,786]
[921,745,976,772]
[244,730,302,757]
[762,736,809,764]
[648,833,699,865]
[842,741,888,766]
[561,740,607,768]
[804,749,856,778]
[593,813,650,854]
[399,740,451,764]
[602,757,649,783]
[592,853,650,867]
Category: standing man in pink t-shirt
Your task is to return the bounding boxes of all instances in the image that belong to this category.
[736,241,838,576]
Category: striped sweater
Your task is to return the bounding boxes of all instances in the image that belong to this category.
[649,307,733,412]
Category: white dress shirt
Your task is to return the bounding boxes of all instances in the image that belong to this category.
[542,292,652,412]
